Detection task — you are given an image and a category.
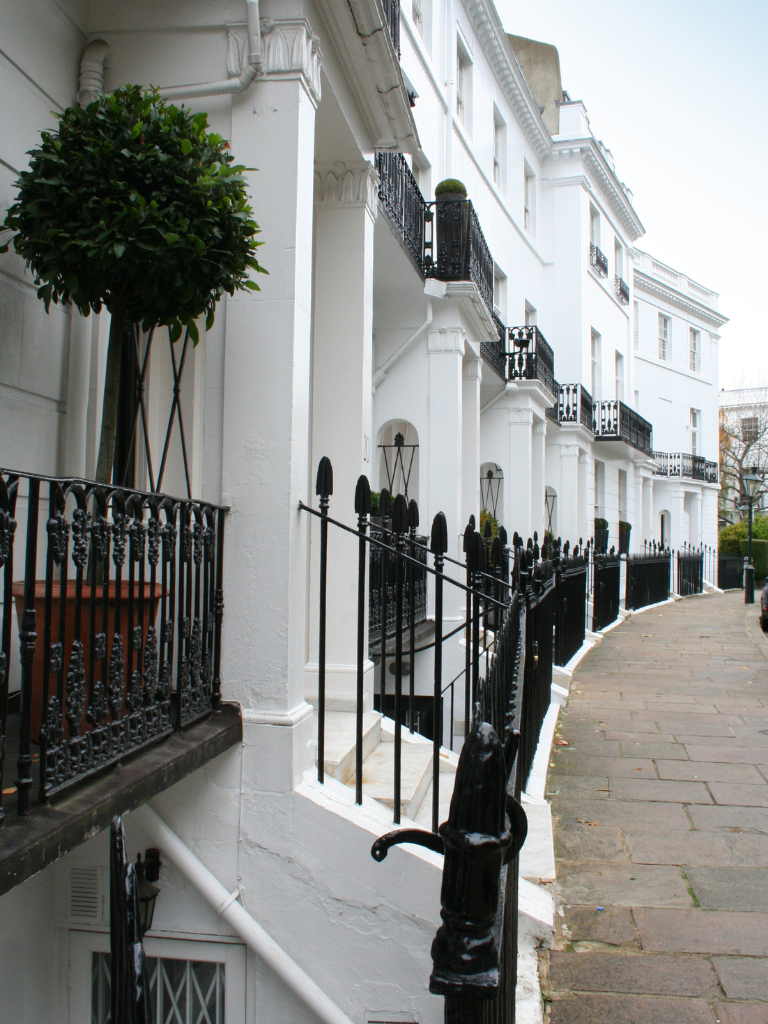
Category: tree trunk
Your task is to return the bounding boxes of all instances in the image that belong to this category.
[95,298,127,486]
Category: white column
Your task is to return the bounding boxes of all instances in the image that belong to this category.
[669,488,685,552]
[507,409,533,542]
[307,162,378,708]
[642,476,652,545]
[578,451,588,545]
[462,355,482,528]
[559,444,579,546]
[220,26,321,787]
[532,419,546,540]
[428,327,464,617]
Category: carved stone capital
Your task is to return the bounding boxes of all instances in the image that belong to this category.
[533,420,547,436]
[259,19,322,106]
[428,327,465,355]
[314,162,379,219]
[509,408,534,425]
[463,357,482,381]
[560,444,580,459]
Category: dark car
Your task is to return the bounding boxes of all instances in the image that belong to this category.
[761,581,768,632]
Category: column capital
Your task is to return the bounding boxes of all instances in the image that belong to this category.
[533,420,547,436]
[579,451,589,465]
[560,444,580,459]
[314,162,379,220]
[509,408,534,425]
[249,19,323,106]
[463,357,482,381]
[428,326,465,355]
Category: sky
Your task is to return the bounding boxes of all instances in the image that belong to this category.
[494,0,767,390]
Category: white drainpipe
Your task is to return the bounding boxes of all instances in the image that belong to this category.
[77,1,263,105]
[134,804,355,1024]
[158,0,263,100]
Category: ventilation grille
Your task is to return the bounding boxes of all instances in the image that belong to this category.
[69,867,101,921]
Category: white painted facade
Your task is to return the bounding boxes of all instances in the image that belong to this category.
[0,0,724,1021]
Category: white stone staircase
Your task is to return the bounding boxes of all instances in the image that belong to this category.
[316,710,458,825]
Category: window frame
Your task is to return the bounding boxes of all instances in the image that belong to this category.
[689,327,701,373]
[523,163,535,234]
[690,407,700,456]
[69,929,248,1024]
[493,106,506,190]
[658,313,670,361]
[456,34,472,127]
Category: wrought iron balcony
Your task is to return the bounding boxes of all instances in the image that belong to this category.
[480,311,507,379]
[615,276,630,304]
[376,152,429,274]
[558,383,595,431]
[590,243,608,278]
[507,326,556,397]
[380,0,400,56]
[593,400,653,455]
[0,470,227,826]
[426,197,495,320]
[653,451,719,483]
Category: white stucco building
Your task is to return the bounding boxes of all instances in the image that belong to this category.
[0,0,725,1021]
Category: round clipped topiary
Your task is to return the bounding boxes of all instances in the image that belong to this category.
[0,84,267,482]
[435,179,468,197]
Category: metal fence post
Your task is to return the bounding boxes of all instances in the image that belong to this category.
[316,457,333,784]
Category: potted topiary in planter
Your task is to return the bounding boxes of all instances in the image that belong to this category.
[619,520,631,555]
[1,85,266,738]
[594,517,609,554]
[434,179,469,279]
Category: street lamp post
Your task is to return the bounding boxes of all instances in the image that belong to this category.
[743,467,763,605]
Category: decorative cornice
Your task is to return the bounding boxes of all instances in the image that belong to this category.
[314,162,379,219]
[509,408,534,425]
[443,281,497,343]
[463,357,483,381]
[633,270,728,328]
[428,327,466,355]
[461,0,551,159]
[550,140,644,242]
[259,19,322,106]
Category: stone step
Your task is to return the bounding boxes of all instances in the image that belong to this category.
[315,711,382,785]
[348,723,434,819]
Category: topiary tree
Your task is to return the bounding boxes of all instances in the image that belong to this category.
[0,84,267,485]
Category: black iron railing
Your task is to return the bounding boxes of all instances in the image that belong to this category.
[626,545,670,610]
[507,326,556,397]
[590,242,608,278]
[674,544,704,597]
[594,400,653,456]
[376,152,429,273]
[368,523,428,645]
[554,551,587,666]
[615,276,629,304]
[0,471,225,821]
[481,312,507,379]
[592,552,620,631]
[380,0,400,56]
[558,383,594,431]
[653,451,718,484]
[427,198,495,318]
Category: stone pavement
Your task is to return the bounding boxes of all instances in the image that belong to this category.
[544,591,768,1024]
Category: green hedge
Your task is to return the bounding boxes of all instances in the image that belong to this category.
[719,516,768,554]
[435,178,467,197]
[740,539,768,580]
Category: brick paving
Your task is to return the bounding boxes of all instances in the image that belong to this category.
[544,592,768,1024]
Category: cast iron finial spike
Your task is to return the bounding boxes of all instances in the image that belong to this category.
[498,526,508,546]
[380,487,391,521]
[463,521,475,554]
[491,536,504,567]
[392,493,408,534]
[315,456,333,500]
[533,530,538,543]
[472,531,485,572]
[468,514,476,531]
[484,518,492,539]
[431,512,448,555]
[354,475,371,517]
[408,498,419,531]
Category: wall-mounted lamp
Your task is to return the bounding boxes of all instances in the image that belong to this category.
[135,848,161,936]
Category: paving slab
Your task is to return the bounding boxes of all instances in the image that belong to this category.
[606,777,712,803]
[557,865,694,908]
[561,906,638,947]
[633,908,768,956]
[654,760,764,784]
[715,1002,768,1023]
[549,951,719,996]
[686,805,768,833]
[553,798,691,831]
[550,755,658,779]
[685,867,768,911]
[548,993,717,1024]
[624,830,768,867]
[713,957,768,1001]
[708,782,768,807]
[554,823,629,863]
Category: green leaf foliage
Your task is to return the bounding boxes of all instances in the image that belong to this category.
[594,518,609,531]
[0,85,267,337]
[719,516,768,554]
[435,178,468,197]
[619,520,631,533]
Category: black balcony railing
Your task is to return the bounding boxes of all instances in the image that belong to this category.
[507,326,556,397]
[653,451,718,484]
[558,383,594,431]
[594,400,653,456]
[0,471,225,821]
[426,198,495,318]
[590,243,608,278]
[615,276,630,304]
[380,0,400,56]
[480,311,507,379]
[376,152,429,274]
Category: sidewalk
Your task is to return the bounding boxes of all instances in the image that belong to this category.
[544,591,768,1024]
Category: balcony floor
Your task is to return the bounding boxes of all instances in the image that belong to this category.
[0,702,241,896]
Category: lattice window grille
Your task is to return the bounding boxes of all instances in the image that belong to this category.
[91,953,226,1024]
